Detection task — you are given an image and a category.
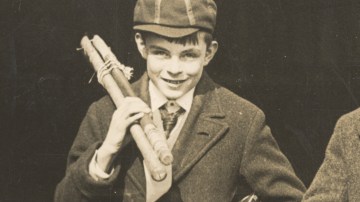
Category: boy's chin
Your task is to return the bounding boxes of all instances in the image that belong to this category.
[163,93,183,100]
[161,90,185,100]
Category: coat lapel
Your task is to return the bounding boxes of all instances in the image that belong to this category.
[171,73,229,182]
[124,72,229,192]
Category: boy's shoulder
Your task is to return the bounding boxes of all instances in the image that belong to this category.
[88,95,116,117]
[197,80,268,137]
[213,83,264,119]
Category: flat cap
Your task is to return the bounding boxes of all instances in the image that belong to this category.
[133,0,217,38]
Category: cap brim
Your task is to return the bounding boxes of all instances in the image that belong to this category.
[133,24,199,38]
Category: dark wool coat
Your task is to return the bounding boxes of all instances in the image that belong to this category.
[55,72,305,202]
[303,108,360,202]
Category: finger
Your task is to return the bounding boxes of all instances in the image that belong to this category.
[132,102,151,113]
[124,96,143,101]
[112,107,147,121]
[122,97,143,104]
[113,101,147,115]
[124,97,150,109]
[121,102,151,117]
[118,98,151,113]
[126,112,144,125]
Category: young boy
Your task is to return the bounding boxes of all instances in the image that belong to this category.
[55,0,306,201]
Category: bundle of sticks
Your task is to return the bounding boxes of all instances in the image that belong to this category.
[80,35,172,181]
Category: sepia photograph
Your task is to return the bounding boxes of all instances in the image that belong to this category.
[1,0,360,201]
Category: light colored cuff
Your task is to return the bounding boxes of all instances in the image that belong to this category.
[89,149,115,181]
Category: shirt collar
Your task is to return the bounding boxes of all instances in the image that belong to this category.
[149,81,194,112]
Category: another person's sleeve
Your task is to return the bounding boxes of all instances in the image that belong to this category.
[54,102,121,202]
[240,110,306,202]
[302,116,349,202]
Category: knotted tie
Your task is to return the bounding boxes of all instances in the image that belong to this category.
[159,100,185,138]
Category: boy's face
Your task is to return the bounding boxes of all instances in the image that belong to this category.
[136,32,218,100]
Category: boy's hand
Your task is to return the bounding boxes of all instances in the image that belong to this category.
[96,97,151,173]
[104,97,151,152]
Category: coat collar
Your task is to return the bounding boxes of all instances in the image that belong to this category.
[127,71,229,193]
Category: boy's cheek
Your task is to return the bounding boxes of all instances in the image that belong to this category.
[147,60,163,73]
[184,62,204,75]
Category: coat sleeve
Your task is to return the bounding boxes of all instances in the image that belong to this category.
[302,116,349,202]
[54,102,122,202]
[240,109,306,202]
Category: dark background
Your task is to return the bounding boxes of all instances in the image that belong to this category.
[2,0,360,201]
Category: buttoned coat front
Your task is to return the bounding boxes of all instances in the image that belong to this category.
[55,72,305,202]
[303,108,360,202]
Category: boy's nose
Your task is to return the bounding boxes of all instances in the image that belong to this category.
[166,57,182,75]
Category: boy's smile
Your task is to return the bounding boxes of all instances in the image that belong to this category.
[141,33,212,100]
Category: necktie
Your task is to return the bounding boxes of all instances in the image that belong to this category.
[159,100,185,138]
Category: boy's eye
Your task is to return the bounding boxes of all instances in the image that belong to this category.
[152,50,169,57]
[182,52,199,59]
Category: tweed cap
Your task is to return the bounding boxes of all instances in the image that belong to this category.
[133,0,217,38]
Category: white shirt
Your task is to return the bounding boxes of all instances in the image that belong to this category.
[148,81,194,149]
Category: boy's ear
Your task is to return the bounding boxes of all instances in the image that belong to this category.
[204,41,218,66]
[135,33,147,59]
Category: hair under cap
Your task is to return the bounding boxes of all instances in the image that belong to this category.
[133,0,217,38]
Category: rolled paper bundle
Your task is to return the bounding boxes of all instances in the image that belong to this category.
[80,35,168,181]
[91,35,173,165]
